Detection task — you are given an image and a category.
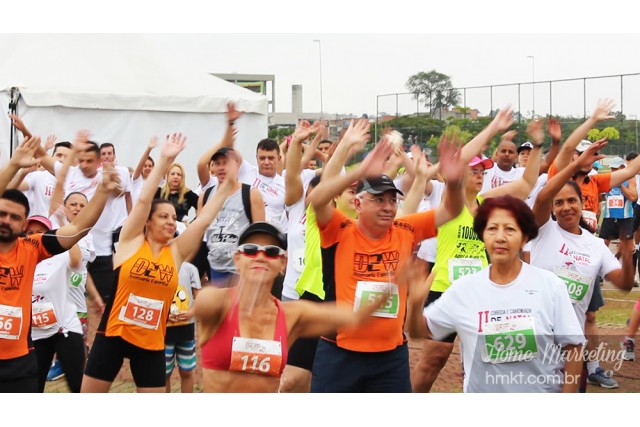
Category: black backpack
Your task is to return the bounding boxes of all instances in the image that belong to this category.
[202,183,252,223]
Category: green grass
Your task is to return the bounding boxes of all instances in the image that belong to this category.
[599,290,638,327]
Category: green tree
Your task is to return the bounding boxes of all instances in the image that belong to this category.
[406,70,461,118]
[600,126,620,141]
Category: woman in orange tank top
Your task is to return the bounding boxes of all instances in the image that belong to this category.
[81,134,235,393]
[195,221,388,393]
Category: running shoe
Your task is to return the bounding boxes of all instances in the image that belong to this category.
[46,360,65,381]
[587,367,619,389]
[621,338,635,361]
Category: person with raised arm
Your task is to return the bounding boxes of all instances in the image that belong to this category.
[80,133,234,393]
[130,137,157,205]
[306,118,465,392]
[0,135,119,393]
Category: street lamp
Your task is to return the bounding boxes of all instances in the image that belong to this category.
[527,56,535,117]
[313,39,324,120]
[630,115,639,153]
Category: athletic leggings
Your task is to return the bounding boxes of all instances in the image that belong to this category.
[33,331,86,393]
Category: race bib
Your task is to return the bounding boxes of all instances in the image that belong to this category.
[448,258,483,282]
[482,317,538,364]
[293,248,305,275]
[119,294,164,330]
[582,210,598,232]
[0,304,22,340]
[229,337,282,377]
[32,302,59,329]
[354,281,399,319]
[607,195,624,209]
[554,267,591,303]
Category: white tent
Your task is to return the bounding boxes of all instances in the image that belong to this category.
[0,34,268,189]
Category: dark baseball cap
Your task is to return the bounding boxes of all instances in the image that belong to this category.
[356,175,404,196]
[238,222,287,250]
[211,147,236,161]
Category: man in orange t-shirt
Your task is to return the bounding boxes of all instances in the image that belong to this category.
[307,119,465,392]
[0,135,118,392]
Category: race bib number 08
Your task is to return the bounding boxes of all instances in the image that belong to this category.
[555,267,591,303]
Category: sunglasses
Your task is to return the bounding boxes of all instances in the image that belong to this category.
[236,244,286,259]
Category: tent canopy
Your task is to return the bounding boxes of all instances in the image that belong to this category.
[0,34,267,114]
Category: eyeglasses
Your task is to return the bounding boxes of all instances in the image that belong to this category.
[468,169,485,176]
[363,196,398,206]
[236,244,286,259]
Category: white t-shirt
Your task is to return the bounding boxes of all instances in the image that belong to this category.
[31,252,83,340]
[527,218,620,329]
[481,166,525,194]
[281,168,318,199]
[282,196,308,300]
[131,176,144,205]
[524,174,548,209]
[416,180,445,263]
[23,170,56,217]
[425,262,585,392]
[241,160,286,230]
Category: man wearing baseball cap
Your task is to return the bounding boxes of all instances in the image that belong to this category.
[306,118,466,392]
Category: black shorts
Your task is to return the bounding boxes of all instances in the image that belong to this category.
[88,255,115,302]
[0,349,38,392]
[599,217,634,240]
[634,205,640,231]
[587,278,605,312]
[85,333,165,388]
[425,291,457,343]
[286,291,323,371]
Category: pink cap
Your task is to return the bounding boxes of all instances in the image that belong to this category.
[27,215,52,231]
[469,156,494,170]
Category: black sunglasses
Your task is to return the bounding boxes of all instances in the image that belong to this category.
[236,244,285,259]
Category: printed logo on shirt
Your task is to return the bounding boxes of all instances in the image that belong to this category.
[0,266,25,290]
[252,178,280,197]
[353,251,400,277]
[130,258,175,285]
[477,308,533,333]
[558,243,592,266]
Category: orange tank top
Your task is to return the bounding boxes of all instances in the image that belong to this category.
[105,240,178,350]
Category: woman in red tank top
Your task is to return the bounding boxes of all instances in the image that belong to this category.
[195,221,388,393]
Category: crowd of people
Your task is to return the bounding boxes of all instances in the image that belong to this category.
[0,98,638,393]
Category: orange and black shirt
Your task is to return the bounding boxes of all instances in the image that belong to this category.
[319,209,437,352]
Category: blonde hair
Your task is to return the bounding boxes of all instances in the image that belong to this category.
[160,163,188,204]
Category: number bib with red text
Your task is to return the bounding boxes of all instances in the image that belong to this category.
[118,294,164,330]
[607,195,624,209]
[229,337,282,377]
[32,302,59,329]
[582,211,598,232]
[0,304,22,340]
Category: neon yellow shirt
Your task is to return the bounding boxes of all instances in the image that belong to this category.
[431,196,488,293]
[295,204,325,299]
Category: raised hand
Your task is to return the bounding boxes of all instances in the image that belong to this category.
[547,117,562,142]
[291,120,320,144]
[359,137,394,178]
[10,136,41,168]
[438,134,464,184]
[161,133,186,160]
[8,114,31,137]
[340,118,371,154]
[226,102,244,123]
[575,138,606,171]
[411,145,434,179]
[148,136,158,150]
[527,119,545,146]
[501,130,518,143]
[491,107,514,133]
[99,164,122,193]
[44,135,57,152]
[72,130,93,153]
[592,99,616,122]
